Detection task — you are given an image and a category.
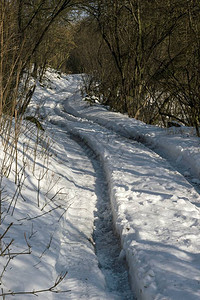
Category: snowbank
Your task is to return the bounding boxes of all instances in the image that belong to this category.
[65,83,200,181]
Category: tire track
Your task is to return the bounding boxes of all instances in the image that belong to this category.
[61,102,200,207]
[49,117,135,299]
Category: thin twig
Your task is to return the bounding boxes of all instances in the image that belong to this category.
[19,205,62,221]
[0,222,13,240]
[0,271,69,297]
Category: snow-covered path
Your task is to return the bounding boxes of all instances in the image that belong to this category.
[1,119,134,299]
[41,72,200,300]
[2,71,200,300]
[48,123,134,300]
[53,105,200,300]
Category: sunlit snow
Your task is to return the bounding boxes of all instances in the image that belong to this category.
[0,70,200,299]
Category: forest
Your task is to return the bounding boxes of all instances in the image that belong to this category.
[1,2,200,298]
[1,0,200,136]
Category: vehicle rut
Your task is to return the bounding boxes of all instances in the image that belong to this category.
[49,116,135,299]
[61,104,200,206]
[81,141,134,299]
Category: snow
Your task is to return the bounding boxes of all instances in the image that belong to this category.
[1,69,200,299]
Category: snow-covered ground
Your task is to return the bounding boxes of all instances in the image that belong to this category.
[1,70,200,299]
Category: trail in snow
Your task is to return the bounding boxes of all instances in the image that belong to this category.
[3,71,200,300]
[49,121,134,299]
[27,71,200,300]
[87,146,134,299]
[63,93,200,210]
[60,105,200,300]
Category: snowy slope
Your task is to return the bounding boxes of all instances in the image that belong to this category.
[1,70,200,300]
[0,117,115,299]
